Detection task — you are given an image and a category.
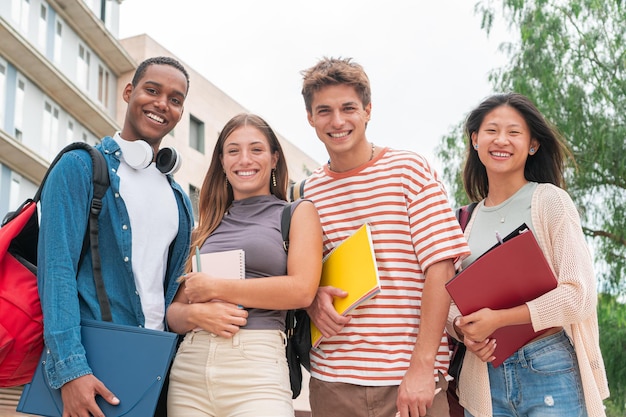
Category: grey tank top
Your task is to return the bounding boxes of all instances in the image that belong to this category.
[200,194,303,330]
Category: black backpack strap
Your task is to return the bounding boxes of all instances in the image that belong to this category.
[33,142,109,202]
[281,203,295,335]
[85,147,111,322]
[36,142,112,321]
[281,202,293,253]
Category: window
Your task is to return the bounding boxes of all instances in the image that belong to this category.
[189,184,200,221]
[189,115,205,153]
[53,20,63,64]
[14,79,25,139]
[42,101,60,160]
[11,0,30,33]
[77,44,90,91]
[0,62,6,128]
[6,172,37,214]
[97,65,109,107]
[83,0,99,17]
[66,120,74,145]
[9,175,21,214]
[103,0,114,31]
[37,3,47,51]
[84,131,99,146]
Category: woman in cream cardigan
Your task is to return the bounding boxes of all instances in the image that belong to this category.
[448,93,609,417]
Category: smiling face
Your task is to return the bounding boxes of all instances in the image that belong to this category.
[307,84,371,162]
[121,64,187,150]
[472,104,540,182]
[220,125,279,201]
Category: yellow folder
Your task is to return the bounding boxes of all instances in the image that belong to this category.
[311,223,380,348]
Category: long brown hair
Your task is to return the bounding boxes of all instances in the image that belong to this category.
[185,113,289,272]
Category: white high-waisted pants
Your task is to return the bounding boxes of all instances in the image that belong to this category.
[167,329,294,417]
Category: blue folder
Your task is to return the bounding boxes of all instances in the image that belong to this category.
[17,319,178,417]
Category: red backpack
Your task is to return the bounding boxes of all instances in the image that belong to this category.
[0,142,108,387]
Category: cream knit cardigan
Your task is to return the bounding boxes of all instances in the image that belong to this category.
[447,183,610,417]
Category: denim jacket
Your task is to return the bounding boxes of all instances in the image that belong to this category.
[37,137,193,389]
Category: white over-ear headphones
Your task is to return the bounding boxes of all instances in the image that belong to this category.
[117,139,181,175]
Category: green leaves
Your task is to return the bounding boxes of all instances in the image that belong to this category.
[598,293,626,415]
[440,0,626,296]
[437,1,626,412]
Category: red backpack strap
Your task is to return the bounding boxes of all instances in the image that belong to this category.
[455,202,478,232]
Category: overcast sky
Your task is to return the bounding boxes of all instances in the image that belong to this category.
[119,0,510,176]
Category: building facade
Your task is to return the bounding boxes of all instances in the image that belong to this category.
[0,0,319,223]
[0,0,135,219]
[0,0,317,415]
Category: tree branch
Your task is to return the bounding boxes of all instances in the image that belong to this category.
[583,227,626,246]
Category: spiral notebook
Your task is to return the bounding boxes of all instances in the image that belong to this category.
[191,249,245,278]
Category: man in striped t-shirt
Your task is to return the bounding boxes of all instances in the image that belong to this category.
[299,57,470,417]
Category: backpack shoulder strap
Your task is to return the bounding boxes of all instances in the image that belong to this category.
[33,142,109,203]
[34,142,112,321]
[455,201,478,232]
[281,202,295,335]
[83,146,111,321]
[281,202,293,253]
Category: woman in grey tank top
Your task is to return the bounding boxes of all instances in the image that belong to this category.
[166,114,322,417]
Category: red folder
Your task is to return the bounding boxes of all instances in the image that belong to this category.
[445,224,558,367]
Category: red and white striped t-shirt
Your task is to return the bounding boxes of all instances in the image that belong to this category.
[305,148,470,385]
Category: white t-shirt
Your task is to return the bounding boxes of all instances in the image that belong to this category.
[114,134,178,330]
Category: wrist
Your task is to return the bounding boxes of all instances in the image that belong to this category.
[410,349,436,369]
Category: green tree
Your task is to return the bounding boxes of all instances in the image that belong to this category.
[598,293,626,415]
[436,0,626,412]
[437,0,626,295]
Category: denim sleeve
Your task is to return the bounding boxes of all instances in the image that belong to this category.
[37,151,94,388]
[163,180,193,320]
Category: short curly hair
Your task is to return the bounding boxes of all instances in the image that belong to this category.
[300,57,371,113]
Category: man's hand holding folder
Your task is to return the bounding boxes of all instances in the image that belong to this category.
[309,224,380,348]
[17,320,178,417]
[445,224,558,367]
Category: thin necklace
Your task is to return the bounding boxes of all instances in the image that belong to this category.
[328,142,375,171]
[485,195,509,224]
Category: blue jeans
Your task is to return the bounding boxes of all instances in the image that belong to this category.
[465,330,587,417]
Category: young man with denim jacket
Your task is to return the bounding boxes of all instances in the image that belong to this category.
[37,56,193,417]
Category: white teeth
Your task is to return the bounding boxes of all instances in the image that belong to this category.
[330,131,349,138]
[237,170,256,176]
[147,113,164,123]
[491,152,510,157]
